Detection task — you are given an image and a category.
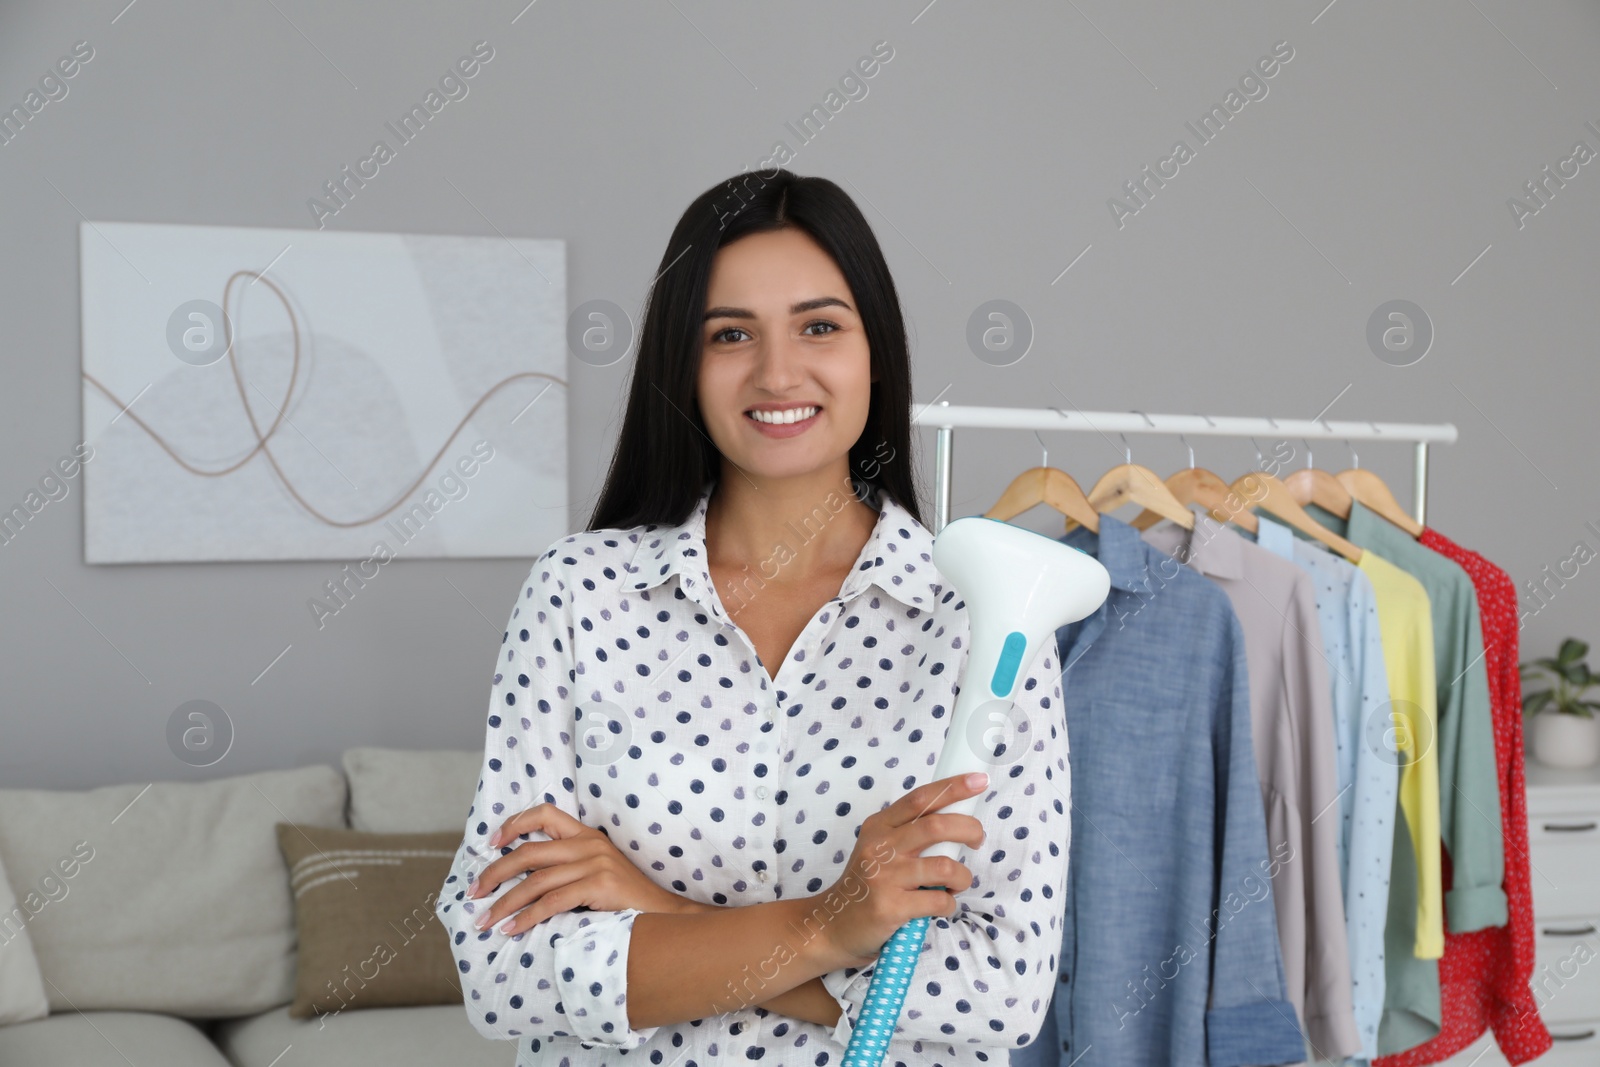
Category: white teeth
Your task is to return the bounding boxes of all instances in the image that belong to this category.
[748,406,818,425]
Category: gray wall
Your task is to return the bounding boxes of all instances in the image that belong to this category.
[3,1,1596,789]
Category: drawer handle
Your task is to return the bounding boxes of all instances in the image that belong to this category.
[1541,923,1598,937]
[1542,821,1598,832]
[1550,1029,1596,1042]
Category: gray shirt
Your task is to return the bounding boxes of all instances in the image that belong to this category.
[1144,513,1361,1062]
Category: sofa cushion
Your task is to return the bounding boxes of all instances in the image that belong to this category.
[214,1003,516,1067]
[0,846,51,1024]
[0,764,346,1017]
[274,824,463,1018]
[0,1010,233,1066]
[342,747,480,833]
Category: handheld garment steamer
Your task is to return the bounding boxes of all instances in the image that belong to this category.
[839,516,1111,1067]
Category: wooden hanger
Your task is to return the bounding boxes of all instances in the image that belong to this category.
[1072,448,1195,532]
[985,466,1100,533]
[1129,467,1258,533]
[1337,469,1423,537]
[1283,442,1354,520]
[1130,437,1258,534]
[985,431,1101,532]
[1229,470,1363,563]
[1285,467,1354,517]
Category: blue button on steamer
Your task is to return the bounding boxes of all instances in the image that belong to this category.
[989,630,1026,696]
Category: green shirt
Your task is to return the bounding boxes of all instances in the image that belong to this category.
[1303,500,1506,1056]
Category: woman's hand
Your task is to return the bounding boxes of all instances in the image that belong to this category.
[819,771,989,967]
[466,802,700,935]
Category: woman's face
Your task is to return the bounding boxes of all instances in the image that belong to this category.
[696,226,875,485]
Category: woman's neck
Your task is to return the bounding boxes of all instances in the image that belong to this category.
[703,466,879,584]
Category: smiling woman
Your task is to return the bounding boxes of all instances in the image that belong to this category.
[434,169,1070,1067]
[592,171,921,534]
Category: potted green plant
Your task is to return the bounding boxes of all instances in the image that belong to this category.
[1521,637,1600,769]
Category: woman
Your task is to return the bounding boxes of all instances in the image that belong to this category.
[436,169,1069,1066]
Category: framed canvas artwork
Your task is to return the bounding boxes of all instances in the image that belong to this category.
[78,221,566,563]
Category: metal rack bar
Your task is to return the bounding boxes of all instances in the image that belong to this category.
[911,401,1457,534]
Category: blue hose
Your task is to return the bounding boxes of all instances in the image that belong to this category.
[839,907,936,1066]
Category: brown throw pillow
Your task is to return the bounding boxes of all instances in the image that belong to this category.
[274,823,465,1020]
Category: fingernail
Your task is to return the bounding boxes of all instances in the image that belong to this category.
[488,829,500,847]
[966,772,988,789]
[475,911,492,929]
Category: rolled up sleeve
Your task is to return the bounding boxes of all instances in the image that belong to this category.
[1438,602,1507,932]
[435,549,662,1050]
[1207,617,1307,1066]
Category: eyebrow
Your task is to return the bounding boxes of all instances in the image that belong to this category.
[703,296,854,322]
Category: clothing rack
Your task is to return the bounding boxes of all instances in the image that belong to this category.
[910,402,1460,535]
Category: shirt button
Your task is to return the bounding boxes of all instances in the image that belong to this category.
[755,786,768,799]
[756,869,769,882]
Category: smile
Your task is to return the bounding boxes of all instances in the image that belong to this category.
[746,405,819,424]
[745,405,822,437]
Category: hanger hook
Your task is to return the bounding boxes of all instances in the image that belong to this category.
[1301,438,1315,470]
[1194,415,1214,470]
[1126,411,1156,464]
[1250,436,1264,465]
[1346,438,1359,470]
[1031,429,1049,470]
[1179,432,1195,470]
[1117,432,1132,465]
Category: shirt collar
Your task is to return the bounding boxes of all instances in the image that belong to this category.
[1254,513,1296,560]
[1301,500,1349,539]
[623,480,944,619]
[1061,512,1154,593]
[1138,509,1246,580]
[1342,497,1386,546]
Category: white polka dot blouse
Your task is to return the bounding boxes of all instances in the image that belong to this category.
[436,481,1070,1066]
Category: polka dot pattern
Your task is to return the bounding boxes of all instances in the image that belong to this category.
[436,482,1070,1065]
[1252,517,1398,1061]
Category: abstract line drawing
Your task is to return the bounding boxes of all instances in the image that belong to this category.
[79,221,568,563]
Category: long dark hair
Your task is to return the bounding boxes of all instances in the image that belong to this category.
[585,169,926,533]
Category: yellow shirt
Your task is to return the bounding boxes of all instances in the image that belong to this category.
[1357,550,1444,959]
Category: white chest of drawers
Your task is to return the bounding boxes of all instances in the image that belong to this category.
[1439,754,1600,1066]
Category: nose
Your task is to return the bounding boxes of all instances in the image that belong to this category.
[748,333,807,394]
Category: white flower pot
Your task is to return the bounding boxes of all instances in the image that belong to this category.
[1531,710,1600,769]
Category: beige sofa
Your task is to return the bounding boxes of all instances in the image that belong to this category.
[0,748,514,1067]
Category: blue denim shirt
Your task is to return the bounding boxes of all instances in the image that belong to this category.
[1014,515,1305,1067]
